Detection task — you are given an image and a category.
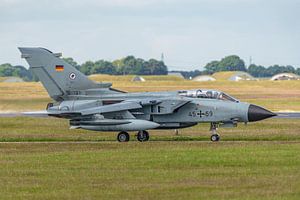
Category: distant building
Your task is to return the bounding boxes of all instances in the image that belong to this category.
[168,72,184,79]
[271,73,300,81]
[212,71,255,81]
[193,75,216,82]
[228,72,255,81]
[132,76,145,82]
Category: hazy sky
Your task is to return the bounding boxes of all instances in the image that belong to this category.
[0,0,299,70]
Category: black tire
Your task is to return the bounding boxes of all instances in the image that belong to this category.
[137,130,149,142]
[210,134,220,142]
[117,132,130,142]
[46,103,54,109]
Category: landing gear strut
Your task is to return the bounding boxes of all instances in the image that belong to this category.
[137,130,150,142]
[210,123,220,142]
[117,131,130,142]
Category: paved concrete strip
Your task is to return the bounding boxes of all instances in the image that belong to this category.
[275,112,300,119]
[0,112,23,117]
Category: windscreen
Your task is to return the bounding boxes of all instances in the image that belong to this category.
[178,90,239,102]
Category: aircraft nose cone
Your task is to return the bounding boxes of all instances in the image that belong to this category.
[248,104,277,122]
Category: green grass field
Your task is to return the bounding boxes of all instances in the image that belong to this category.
[0,76,300,199]
[0,142,299,200]
[0,117,299,199]
[0,117,299,142]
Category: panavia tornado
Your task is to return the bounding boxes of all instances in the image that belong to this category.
[19,47,276,142]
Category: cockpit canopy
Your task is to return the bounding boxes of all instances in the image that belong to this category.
[178,89,239,103]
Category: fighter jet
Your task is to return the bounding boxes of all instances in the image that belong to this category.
[19,47,276,142]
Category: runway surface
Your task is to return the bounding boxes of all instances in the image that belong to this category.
[274,112,300,119]
[0,112,23,117]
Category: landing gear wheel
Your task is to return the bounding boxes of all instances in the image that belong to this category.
[210,123,220,142]
[137,130,150,142]
[211,134,220,142]
[117,131,130,142]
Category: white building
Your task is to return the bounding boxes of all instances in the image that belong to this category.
[193,75,216,82]
[132,76,145,82]
[271,73,300,81]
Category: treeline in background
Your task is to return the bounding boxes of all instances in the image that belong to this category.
[0,56,167,81]
[0,55,299,81]
[175,55,300,79]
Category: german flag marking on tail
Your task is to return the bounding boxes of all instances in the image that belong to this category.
[55,65,64,72]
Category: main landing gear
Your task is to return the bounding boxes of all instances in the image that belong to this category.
[117,131,130,142]
[117,130,150,142]
[210,123,220,142]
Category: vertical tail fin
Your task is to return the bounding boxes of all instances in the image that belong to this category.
[19,47,98,101]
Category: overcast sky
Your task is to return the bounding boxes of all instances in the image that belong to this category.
[0,0,299,70]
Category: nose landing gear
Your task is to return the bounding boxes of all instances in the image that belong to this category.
[210,134,220,142]
[137,130,150,142]
[210,123,220,142]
